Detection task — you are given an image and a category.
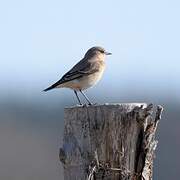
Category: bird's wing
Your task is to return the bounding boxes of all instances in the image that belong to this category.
[43,59,100,91]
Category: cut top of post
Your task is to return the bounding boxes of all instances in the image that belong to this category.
[65,103,147,111]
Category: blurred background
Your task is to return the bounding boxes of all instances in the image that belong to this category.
[0,0,180,179]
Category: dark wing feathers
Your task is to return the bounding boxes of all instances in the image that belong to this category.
[43,58,100,91]
[43,73,84,91]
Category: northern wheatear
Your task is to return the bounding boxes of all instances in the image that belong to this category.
[43,46,111,105]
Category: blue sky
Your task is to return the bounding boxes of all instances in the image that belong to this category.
[0,0,180,100]
[0,2,179,179]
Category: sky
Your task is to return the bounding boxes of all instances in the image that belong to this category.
[0,0,180,101]
[0,1,180,180]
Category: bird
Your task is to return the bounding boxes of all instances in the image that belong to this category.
[43,46,112,105]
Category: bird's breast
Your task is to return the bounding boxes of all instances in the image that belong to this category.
[79,67,105,89]
[58,62,105,90]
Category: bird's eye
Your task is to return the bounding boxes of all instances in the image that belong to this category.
[100,50,105,53]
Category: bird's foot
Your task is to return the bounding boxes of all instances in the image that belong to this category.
[86,102,98,106]
[76,103,98,107]
[80,103,91,107]
[76,103,83,107]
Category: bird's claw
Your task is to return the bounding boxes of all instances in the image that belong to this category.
[76,103,98,107]
[84,103,98,107]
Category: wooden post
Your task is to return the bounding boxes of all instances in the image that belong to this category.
[59,103,163,180]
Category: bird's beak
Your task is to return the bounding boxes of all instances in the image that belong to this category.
[105,51,112,55]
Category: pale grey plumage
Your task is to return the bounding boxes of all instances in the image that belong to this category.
[44,46,111,105]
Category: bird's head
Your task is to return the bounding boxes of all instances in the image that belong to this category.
[84,46,112,60]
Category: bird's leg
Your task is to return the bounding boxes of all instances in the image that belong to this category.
[74,90,82,105]
[79,90,92,105]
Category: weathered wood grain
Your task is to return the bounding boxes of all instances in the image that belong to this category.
[59,103,163,180]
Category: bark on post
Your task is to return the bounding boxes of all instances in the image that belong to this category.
[59,103,163,180]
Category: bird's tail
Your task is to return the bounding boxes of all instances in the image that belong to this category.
[43,84,57,92]
[43,79,63,92]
